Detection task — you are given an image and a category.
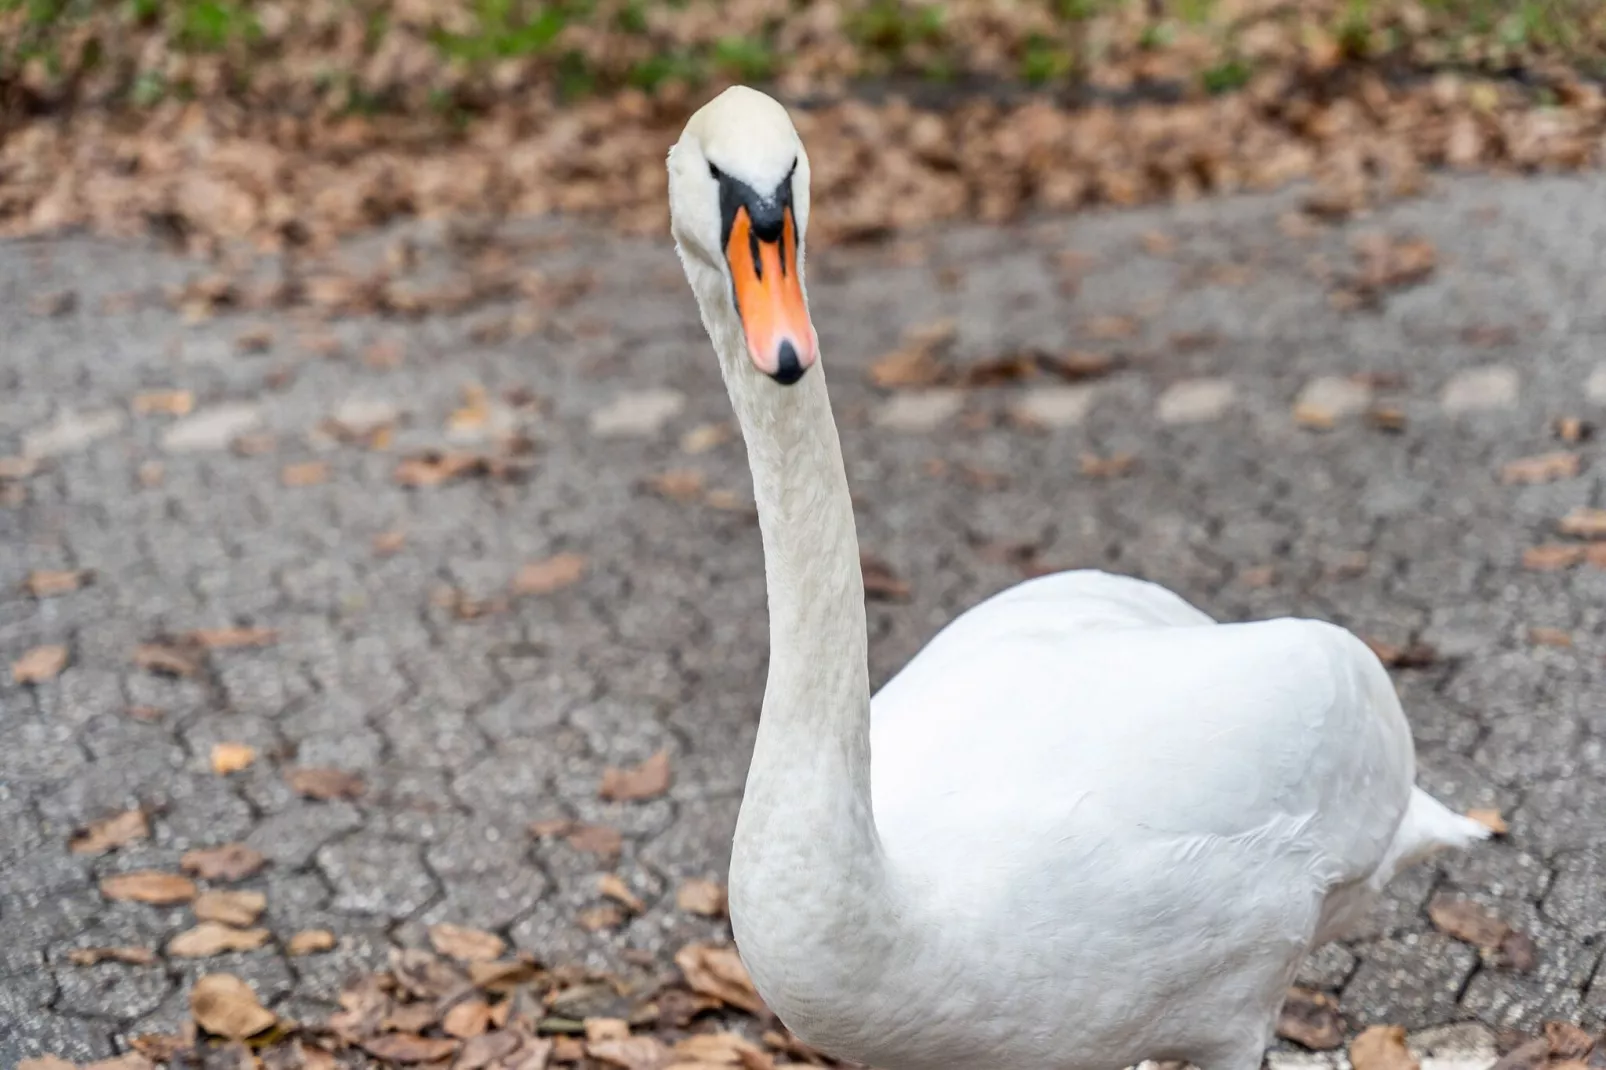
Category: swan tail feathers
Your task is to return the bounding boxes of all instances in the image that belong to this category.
[1373,787,1492,888]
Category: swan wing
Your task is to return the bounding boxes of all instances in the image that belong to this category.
[869,586,1416,914]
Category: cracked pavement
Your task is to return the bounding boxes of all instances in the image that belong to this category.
[3,171,1606,1062]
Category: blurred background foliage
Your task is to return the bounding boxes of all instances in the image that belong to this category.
[3,0,1604,123]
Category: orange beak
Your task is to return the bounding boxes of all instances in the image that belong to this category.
[725,204,817,385]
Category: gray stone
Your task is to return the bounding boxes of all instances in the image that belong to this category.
[22,408,126,459]
[1441,366,1519,413]
[1156,378,1236,424]
[1011,385,1099,428]
[874,390,965,432]
[318,836,439,916]
[160,402,263,451]
[589,388,685,437]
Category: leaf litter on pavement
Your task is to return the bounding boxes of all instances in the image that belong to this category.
[13,10,1606,1070]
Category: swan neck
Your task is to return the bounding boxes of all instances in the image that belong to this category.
[693,270,898,1014]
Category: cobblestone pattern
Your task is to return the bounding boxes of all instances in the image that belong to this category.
[3,173,1606,1061]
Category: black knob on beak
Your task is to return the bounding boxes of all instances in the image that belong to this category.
[771,340,806,386]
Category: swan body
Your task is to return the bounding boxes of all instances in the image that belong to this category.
[667,86,1488,1070]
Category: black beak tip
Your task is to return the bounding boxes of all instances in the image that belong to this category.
[770,340,806,386]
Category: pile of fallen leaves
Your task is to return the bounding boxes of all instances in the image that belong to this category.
[7,66,1606,253]
[3,1,1606,251]
[23,934,818,1070]
[1345,1021,1606,1070]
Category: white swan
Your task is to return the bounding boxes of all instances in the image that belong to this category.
[667,85,1489,1070]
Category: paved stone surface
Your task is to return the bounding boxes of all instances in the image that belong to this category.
[4,171,1606,1061]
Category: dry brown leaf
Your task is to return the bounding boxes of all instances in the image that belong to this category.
[868,321,956,389]
[1293,403,1337,431]
[567,823,624,859]
[1086,314,1138,339]
[1500,452,1581,485]
[673,1033,765,1065]
[394,450,487,487]
[1467,809,1509,836]
[133,641,202,677]
[364,339,406,369]
[468,958,540,991]
[1042,350,1117,381]
[386,1001,447,1034]
[1497,930,1539,973]
[1523,544,1584,571]
[645,469,705,502]
[587,1018,631,1042]
[429,922,506,962]
[1544,1022,1595,1060]
[676,879,728,917]
[126,1036,191,1066]
[681,423,731,454]
[443,998,492,1039]
[26,569,90,597]
[100,870,197,905]
[186,628,276,650]
[459,1031,528,1070]
[231,433,275,456]
[190,973,277,1039]
[67,945,158,966]
[1239,566,1278,589]
[599,874,646,913]
[513,553,587,595]
[1428,894,1511,949]
[1554,417,1592,443]
[31,290,77,317]
[181,843,266,882]
[133,390,195,416]
[236,326,274,353]
[1140,230,1177,256]
[210,742,257,775]
[70,809,150,855]
[449,383,492,433]
[1557,508,1606,539]
[590,1036,672,1070]
[600,751,672,802]
[860,553,911,602]
[702,489,747,512]
[361,1033,459,1063]
[1276,987,1344,1049]
[14,644,69,684]
[282,461,330,487]
[287,929,337,956]
[1493,1036,1551,1070]
[168,922,271,958]
[675,944,767,1016]
[1529,627,1573,648]
[1079,453,1138,479]
[1363,638,1437,669]
[1367,406,1407,432]
[287,766,366,800]
[193,890,266,927]
[1349,1024,1420,1070]
[579,905,627,931]
[19,1058,77,1070]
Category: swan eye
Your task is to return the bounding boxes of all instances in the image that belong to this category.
[708,162,724,181]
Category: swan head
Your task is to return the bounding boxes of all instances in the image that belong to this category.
[669,86,818,386]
